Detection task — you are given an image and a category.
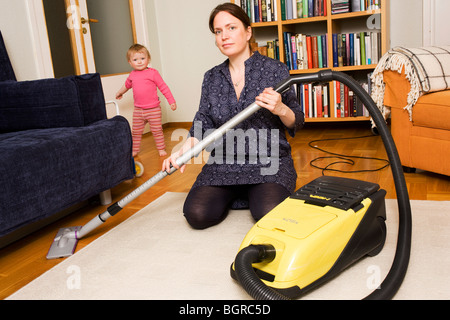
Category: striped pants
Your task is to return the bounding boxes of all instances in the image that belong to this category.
[132,106,165,156]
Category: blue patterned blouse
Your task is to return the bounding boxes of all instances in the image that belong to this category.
[189,52,304,195]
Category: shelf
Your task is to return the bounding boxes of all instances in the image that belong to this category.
[280,15,327,25]
[252,21,278,27]
[305,116,370,123]
[332,64,378,72]
[290,64,378,74]
[330,9,381,20]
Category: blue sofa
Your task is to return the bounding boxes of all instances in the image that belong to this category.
[0,31,134,246]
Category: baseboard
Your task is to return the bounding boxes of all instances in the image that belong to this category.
[162,122,192,129]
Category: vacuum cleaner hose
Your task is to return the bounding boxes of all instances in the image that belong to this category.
[330,71,412,300]
[234,245,289,300]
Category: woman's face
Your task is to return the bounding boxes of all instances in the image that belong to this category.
[213,11,251,58]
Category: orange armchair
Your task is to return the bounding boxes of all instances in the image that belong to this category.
[382,69,450,175]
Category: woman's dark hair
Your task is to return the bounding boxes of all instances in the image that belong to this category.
[209,3,254,50]
[209,3,251,33]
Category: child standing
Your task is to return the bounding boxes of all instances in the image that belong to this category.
[116,44,177,157]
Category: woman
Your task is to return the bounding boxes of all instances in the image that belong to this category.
[162,3,304,229]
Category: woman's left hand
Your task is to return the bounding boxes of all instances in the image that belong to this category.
[255,88,287,117]
[255,87,296,129]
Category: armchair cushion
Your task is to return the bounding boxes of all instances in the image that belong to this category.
[413,90,450,131]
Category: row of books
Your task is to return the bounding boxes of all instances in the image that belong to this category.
[332,31,381,67]
[234,0,382,23]
[235,0,327,22]
[295,80,371,118]
[332,0,381,14]
[234,0,278,23]
[280,0,327,20]
[251,40,281,60]
[284,32,328,70]
[261,30,381,70]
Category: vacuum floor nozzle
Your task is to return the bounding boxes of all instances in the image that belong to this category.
[46,226,81,259]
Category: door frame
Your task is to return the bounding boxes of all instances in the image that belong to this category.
[423,0,435,46]
[27,0,149,78]
[422,0,450,46]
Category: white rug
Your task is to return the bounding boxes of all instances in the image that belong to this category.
[8,192,450,300]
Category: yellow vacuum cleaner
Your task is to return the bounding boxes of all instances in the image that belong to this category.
[230,176,387,299]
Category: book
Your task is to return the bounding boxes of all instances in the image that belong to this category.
[351,0,361,11]
[331,0,349,14]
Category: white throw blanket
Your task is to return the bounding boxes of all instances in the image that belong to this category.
[371,46,450,121]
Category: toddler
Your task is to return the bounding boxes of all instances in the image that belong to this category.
[116,44,177,157]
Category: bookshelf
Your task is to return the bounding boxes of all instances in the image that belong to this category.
[231,0,390,122]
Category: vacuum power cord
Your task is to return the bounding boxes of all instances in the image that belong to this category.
[308,135,390,175]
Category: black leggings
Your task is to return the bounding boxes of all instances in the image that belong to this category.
[183,183,291,229]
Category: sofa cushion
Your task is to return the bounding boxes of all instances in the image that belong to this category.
[0,77,84,132]
[412,90,450,131]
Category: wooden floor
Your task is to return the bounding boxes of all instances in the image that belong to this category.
[2,121,450,299]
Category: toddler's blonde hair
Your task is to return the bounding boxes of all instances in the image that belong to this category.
[127,44,151,61]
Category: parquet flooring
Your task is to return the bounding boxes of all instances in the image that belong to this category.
[1,121,449,299]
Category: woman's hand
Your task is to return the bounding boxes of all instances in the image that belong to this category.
[255,88,295,129]
[162,149,186,173]
[161,136,198,174]
[255,87,284,116]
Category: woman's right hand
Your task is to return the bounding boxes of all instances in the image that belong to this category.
[161,137,198,174]
[162,149,186,174]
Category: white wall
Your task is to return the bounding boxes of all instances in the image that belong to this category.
[0,0,44,80]
[390,0,423,48]
[144,0,225,123]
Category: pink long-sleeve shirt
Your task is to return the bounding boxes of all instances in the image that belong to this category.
[125,67,176,109]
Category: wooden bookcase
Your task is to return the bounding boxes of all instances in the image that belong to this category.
[231,0,390,122]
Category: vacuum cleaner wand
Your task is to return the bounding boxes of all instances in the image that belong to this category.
[47,71,331,259]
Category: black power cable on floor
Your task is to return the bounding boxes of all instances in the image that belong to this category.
[308,134,390,175]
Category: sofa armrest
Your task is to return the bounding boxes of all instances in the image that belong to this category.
[382,69,411,110]
[73,73,107,124]
[0,31,16,81]
[0,73,106,133]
